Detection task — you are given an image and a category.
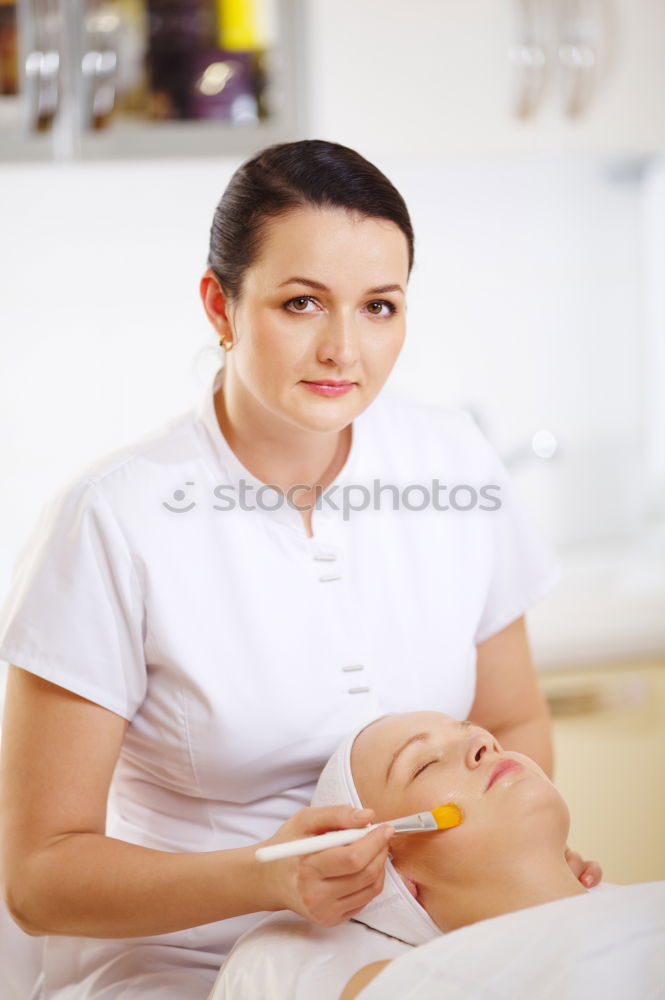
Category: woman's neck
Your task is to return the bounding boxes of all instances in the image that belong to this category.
[423,853,588,933]
[214,369,351,496]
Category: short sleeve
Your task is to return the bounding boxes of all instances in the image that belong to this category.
[463,415,562,645]
[0,477,147,720]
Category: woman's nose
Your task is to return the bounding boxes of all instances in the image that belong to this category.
[316,316,360,368]
[466,731,501,768]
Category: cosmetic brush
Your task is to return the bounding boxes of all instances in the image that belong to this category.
[255,803,463,862]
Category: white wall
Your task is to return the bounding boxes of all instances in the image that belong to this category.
[0,158,239,589]
[380,153,649,545]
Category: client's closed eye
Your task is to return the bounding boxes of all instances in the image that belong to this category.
[411,759,437,780]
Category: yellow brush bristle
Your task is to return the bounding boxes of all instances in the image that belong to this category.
[431,803,463,830]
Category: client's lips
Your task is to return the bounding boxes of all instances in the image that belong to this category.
[486,758,524,790]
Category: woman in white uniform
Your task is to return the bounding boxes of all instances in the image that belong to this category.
[0,139,598,999]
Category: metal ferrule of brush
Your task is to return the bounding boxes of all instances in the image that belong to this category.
[391,810,439,833]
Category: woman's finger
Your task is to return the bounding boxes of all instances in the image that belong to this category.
[300,824,393,879]
[313,849,389,899]
[297,850,389,915]
[564,846,603,887]
[296,832,391,924]
[580,860,602,888]
[564,846,584,877]
[311,869,388,926]
[290,805,375,839]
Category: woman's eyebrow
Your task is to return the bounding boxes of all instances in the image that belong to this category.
[385,732,430,783]
[277,276,405,295]
[384,721,473,783]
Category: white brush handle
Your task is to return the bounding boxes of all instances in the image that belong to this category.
[256,824,381,862]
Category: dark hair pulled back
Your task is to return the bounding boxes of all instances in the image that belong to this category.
[207,139,414,301]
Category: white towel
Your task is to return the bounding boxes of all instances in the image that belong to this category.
[310,725,441,947]
[356,881,665,1000]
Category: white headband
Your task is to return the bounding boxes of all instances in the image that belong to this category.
[310,723,441,946]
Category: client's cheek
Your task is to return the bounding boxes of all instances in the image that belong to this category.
[361,799,402,825]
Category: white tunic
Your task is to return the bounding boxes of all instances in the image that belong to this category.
[0,366,560,998]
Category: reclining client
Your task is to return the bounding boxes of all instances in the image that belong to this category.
[311,711,665,1000]
[214,711,664,1000]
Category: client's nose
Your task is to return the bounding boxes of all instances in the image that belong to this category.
[466,730,501,768]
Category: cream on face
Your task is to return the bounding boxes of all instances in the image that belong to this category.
[353,711,545,815]
[349,712,582,934]
[351,711,568,892]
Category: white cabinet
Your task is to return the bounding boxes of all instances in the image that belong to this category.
[306,0,665,158]
[4,1,663,161]
[540,659,665,883]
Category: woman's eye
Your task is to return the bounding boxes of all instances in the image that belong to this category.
[366,300,396,316]
[285,295,315,312]
[284,297,396,316]
[412,760,436,779]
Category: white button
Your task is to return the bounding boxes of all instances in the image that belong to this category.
[313,553,337,561]
[319,574,342,582]
[348,686,370,694]
[342,665,364,672]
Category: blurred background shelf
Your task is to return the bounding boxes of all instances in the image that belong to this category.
[2,1,665,162]
[0,0,305,161]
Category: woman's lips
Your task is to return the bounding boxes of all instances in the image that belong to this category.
[300,381,355,397]
[486,758,525,790]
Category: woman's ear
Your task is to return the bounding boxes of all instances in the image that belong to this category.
[389,849,421,899]
[200,269,235,340]
[403,874,419,899]
[393,865,419,899]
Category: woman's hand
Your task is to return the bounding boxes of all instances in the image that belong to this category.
[259,805,393,927]
[565,845,602,888]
